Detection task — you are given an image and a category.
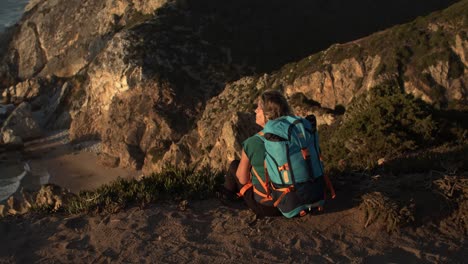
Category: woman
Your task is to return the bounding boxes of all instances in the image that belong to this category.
[224,90,293,217]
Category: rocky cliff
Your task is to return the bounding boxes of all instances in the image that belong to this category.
[0,0,465,174]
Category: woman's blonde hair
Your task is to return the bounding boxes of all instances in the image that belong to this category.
[259,90,293,121]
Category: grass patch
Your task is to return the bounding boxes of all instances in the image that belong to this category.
[65,167,223,214]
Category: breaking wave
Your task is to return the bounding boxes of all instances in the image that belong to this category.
[0,166,27,202]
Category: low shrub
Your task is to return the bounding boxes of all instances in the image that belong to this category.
[321,82,439,173]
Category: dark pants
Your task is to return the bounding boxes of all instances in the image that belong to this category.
[225,160,281,217]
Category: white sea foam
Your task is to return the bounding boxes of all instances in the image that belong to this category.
[0,163,28,202]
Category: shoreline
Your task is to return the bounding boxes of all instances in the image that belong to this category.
[0,130,140,201]
[0,0,29,33]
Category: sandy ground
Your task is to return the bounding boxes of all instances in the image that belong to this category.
[0,131,466,263]
[0,197,465,263]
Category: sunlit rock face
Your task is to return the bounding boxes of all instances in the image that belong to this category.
[2,0,169,81]
[69,5,241,170]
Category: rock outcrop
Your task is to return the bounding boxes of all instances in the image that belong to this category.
[1,0,169,81]
[1,79,41,104]
[0,102,42,143]
[69,6,242,169]
[0,184,75,217]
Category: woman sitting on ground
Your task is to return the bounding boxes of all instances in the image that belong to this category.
[224,90,293,217]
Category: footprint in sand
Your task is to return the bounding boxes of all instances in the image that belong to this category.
[65,235,91,250]
[102,248,119,259]
[363,247,423,263]
[63,216,89,231]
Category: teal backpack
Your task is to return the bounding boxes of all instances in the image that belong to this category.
[260,115,335,218]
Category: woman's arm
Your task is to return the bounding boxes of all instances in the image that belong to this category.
[236,150,251,185]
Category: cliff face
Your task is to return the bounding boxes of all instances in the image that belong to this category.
[0,0,465,173]
[69,4,244,169]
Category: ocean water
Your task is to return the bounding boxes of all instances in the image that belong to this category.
[0,0,30,32]
[0,162,50,202]
[0,163,28,202]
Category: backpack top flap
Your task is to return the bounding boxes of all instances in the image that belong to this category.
[263,116,314,141]
[263,116,322,185]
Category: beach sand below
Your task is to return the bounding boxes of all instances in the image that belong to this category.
[1,130,139,195]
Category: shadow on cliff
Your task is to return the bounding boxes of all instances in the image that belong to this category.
[135,0,458,76]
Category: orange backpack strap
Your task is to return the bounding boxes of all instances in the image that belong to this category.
[250,165,274,202]
[237,182,253,197]
[251,166,269,195]
[273,187,292,207]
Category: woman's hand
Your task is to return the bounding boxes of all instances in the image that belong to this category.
[236,150,251,185]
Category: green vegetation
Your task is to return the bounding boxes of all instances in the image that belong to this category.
[65,168,223,214]
[321,83,438,172]
[320,82,467,174]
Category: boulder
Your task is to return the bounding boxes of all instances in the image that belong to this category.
[1,79,41,104]
[1,129,23,145]
[0,185,65,217]
[1,102,42,141]
[35,184,75,212]
[5,195,30,215]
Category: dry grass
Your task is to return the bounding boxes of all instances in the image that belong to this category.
[359,192,414,233]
